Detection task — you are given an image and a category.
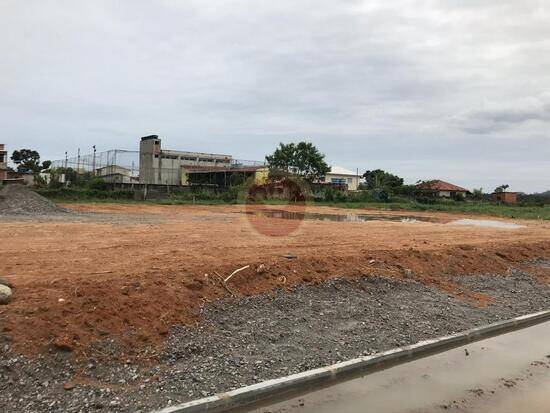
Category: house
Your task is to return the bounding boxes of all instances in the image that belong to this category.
[491,191,517,204]
[417,180,470,198]
[320,166,360,191]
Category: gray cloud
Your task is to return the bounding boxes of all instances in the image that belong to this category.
[452,94,550,134]
[1,0,550,192]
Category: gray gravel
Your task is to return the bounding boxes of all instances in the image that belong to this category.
[0,185,66,216]
[1,269,549,413]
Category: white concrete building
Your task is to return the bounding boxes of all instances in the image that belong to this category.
[320,166,360,191]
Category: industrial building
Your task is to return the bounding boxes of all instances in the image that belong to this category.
[139,135,267,187]
[139,135,233,185]
[0,144,7,182]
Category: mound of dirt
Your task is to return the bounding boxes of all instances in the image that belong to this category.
[0,184,66,216]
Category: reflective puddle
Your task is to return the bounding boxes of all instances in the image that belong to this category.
[241,209,442,223]
[249,321,550,413]
[242,209,524,229]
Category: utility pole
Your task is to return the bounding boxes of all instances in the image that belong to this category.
[92,145,97,175]
[64,152,69,188]
[77,148,81,183]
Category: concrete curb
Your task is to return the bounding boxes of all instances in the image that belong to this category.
[152,310,550,413]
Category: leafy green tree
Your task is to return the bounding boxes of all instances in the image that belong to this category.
[11,149,51,173]
[265,142,330,182]
[362,169,404,191]
[41,160,52,170]
[494,184,509,193]
[471,188,484,201]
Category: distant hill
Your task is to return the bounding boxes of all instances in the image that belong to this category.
[518,190,550,204]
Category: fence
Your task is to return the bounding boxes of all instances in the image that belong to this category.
[51,149,140,177]
[51,149,267,187]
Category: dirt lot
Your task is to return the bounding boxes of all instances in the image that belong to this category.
[0,203,549,356]
[0,202,549,412]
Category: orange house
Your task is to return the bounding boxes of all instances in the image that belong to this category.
[491,191,517,204]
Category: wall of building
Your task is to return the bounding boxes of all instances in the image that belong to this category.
[492,192,517,204]
[254,168,269,185]
[97,165,131,177]
[324,173,359,191]
[139,137,161,185]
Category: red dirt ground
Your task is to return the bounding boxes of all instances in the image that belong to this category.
[0,203,549,359]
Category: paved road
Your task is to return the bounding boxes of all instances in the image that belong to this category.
[248,321,550,413]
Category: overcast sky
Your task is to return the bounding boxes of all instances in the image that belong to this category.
[1,0,549,192]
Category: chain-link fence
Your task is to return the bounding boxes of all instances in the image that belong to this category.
[51,149,266,187]
[51,149,140,176]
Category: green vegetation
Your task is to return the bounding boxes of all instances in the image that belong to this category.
[30,144,550,221]
[10,148,51,173]
[316,200,550,220]
[38,187,550,221]
[266,141,330,182]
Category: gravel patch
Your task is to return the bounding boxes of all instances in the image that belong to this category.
[528,258,550,269]
[0,185,66,216]
[1,270,549,413]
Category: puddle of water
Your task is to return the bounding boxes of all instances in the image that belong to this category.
[250,321,550,413]
[449,219,525,229]
[242,209,441,224]
[242,209,525,230]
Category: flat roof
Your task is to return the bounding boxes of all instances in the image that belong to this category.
[162,149,232,158]
[184,165,265,173]
[96,165,131,171]
[328,166,357,176]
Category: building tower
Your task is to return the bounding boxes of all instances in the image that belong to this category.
[0,144,8,182]
[139,135,161,184]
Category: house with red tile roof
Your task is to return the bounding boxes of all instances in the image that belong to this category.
[417,179,470,198]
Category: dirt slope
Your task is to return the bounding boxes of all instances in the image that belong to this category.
[0,203,549,356]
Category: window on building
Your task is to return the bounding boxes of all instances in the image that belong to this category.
[347,178,352,183]
[331,178,346,185]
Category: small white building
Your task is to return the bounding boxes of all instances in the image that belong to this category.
[96,165,136,184]
[320,166,360,191]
